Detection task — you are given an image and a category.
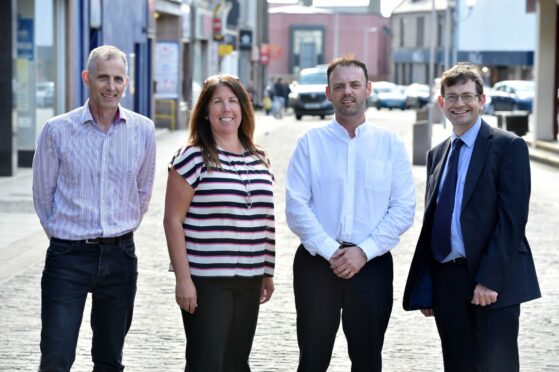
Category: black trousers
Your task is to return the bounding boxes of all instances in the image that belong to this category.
[181,277,262,372]
[293,245,393,372]
[432,260,521,372]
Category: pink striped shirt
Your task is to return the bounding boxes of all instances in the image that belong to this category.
[171,145,275,278]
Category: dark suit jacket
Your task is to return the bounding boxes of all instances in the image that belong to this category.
[403,120,541,311]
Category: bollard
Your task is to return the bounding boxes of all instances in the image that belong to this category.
[413,120,432,165]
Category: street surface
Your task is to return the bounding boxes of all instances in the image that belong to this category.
[0,108,558,371]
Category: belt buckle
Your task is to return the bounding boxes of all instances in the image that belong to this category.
[85,238,100,245]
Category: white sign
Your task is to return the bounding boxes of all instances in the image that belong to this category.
[155,41,179,99]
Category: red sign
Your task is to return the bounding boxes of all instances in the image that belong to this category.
[260,44,269,65]
[213,17,222,41]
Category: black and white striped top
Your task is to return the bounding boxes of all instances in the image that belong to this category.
[171,145,275,278]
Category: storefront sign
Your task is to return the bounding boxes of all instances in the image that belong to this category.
[239,29,252,51]
[17,18,34,60]
[218,44,234,56]
[155,41,179,99]
[213,17,223,41]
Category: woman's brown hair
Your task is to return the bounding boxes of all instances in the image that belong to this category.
[187,74,268,168]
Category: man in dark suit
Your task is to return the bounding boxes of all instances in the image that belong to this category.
[403,63,540,372]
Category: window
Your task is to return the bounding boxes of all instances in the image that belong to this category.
[416,16,424,47]
[399,18,404,47]
[290,26,324,75]
[437,13,444,47]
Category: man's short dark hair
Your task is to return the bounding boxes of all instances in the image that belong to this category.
[327,54,369,85]
[440,62,484,96]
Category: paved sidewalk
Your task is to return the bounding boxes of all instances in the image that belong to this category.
[0,168,47,283]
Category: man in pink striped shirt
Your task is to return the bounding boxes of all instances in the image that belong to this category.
[32,45,156,371]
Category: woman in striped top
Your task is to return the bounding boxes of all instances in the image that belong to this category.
[164,74,275,371]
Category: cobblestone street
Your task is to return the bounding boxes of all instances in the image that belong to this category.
[1,110,558,371]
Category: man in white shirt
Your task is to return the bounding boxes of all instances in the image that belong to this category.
[286,55,415,371]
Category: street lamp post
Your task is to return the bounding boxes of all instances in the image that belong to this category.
[449,0,477,66]
[413,0,435,165]
[363,27,378,72]
[428,0,436,130]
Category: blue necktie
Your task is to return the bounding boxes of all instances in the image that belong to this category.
[431,138,464,262]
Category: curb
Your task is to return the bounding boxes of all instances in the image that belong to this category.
[528,148,559,168]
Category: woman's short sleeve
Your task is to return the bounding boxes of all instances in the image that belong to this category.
[169,145,204,189]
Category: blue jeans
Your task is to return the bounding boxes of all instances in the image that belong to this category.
[39,236,137,372]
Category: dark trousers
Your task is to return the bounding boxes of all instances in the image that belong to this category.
[433,261,520,372]
[181,277,263,372]
[293,245,393,372]
[39,237,137,372]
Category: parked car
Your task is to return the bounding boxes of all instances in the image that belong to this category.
[368,81,407,110]
[482,87,497,114]
[489,80,534,113]
[36,81,54,107]
[404,83,430,109]
[288,65,333,120]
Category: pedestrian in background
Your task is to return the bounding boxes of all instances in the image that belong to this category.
[246,79,256,104]
[272,78,286,118]
[264,78,275,116]
[282,79,292,110]
[32,45,156,371]
[285,54,416,371]
[403,63,541,371]
[163,74,275,371]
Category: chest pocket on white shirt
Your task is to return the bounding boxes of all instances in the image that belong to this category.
[364,159,392,191]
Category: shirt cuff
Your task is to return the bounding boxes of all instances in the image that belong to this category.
[356,237,382,261]
[303,236,340,261]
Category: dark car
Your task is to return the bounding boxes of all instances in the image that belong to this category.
[288,66,333,120]
[488,80,534,113]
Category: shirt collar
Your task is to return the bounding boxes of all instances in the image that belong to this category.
[81,99,126,127]
[451,117,481,148]
[329,117,368,140]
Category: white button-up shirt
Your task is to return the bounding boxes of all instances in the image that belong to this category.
[286,119,416,261]
[32,101,156,240]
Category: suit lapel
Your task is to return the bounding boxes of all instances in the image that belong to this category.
[426,139,452,210]
[461,120,492,210]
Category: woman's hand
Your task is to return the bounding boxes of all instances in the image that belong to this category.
[176,277,197,314]
[259,277,275,304]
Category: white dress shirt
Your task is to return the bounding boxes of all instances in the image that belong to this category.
[33,101,156,240]
[285,119,416,261]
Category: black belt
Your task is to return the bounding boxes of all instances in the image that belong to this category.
[441,257,466,265]
[338,241,356,249]
[52,232,133,245]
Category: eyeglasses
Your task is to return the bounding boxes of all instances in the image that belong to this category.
[203,74,240,87]
[443,93,480,104]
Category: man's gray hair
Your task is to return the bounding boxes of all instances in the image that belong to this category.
[86,45,128,75]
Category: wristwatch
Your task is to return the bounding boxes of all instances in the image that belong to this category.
[358,247,368,261]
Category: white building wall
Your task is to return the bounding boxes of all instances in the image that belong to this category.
[459,0,536,51]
